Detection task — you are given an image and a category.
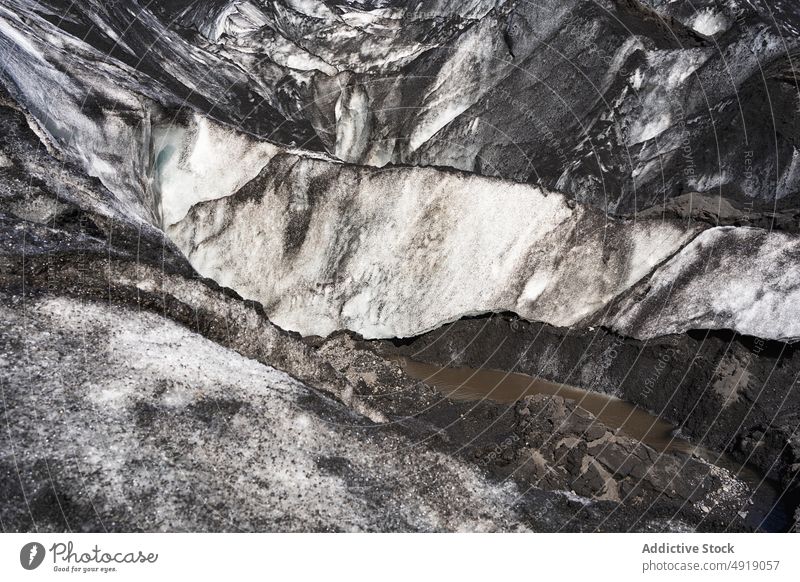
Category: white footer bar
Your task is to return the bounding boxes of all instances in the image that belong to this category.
[1,533,797,581]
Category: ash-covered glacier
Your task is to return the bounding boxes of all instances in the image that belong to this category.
[5,0,800,214]
[3,0,800,341]
[607,226,800,341]
[0,294,534,532]
[2,0,800,532]
[166,150,694,338]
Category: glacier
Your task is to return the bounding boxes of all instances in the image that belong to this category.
[2,0,800,532]
[2,0,799,342]
[167,150,702,338]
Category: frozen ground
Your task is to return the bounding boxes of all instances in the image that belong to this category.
[1,0,799,532]
[0,295,532,531]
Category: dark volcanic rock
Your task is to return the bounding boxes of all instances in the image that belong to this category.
[311,334,752,530]
[499,394,745,519]
[375,315,800,468]
[374,314,800,528]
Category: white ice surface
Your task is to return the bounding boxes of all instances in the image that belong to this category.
[608,227,800,341]
[169,155,699,338]
[153,115,281,226]
[626,49,711,146]
[334,81,372,163]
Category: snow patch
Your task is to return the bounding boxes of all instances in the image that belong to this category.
[518,272,550,304]
[334,81,372,163]
[691,9,730,37]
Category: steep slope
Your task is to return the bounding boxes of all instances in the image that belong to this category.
[401,0,800,212]
[4,0,799,212]
[3,0,799,343]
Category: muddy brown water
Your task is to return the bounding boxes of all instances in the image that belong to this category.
[394,357,792,532]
